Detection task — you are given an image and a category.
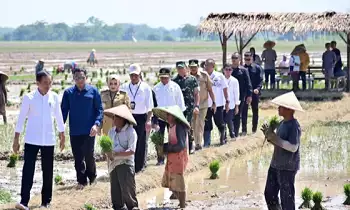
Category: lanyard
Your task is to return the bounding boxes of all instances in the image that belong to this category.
[129,82,141,101]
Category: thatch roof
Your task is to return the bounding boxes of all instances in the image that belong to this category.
[198,11,350,36]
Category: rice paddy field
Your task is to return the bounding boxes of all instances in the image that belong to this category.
[0,40,349,209]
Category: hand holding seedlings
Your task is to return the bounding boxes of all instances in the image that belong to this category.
[261,116,280,148]
[99,135,113,160]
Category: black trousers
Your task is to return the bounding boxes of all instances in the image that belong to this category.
[70,135,97,185]
[264,167,297,210]
[110,164,138,210]
[242,94,260,133]
[265,69,276,88]
[204,106,225,145]
[298,71,307,91]
[133,113,147,173]
[233,97,246,137]
[20,143,54,206]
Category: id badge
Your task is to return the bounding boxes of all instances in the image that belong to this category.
[130,101,136,110]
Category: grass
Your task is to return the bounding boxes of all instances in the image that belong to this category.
[0,189,12,204]
[0,40,347,53]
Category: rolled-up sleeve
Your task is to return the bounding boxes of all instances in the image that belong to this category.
[55,95,65,133]
[15,95,30,133]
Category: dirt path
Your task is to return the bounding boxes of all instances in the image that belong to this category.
[2,94,350,210]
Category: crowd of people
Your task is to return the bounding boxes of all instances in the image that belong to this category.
[7,42,335,210]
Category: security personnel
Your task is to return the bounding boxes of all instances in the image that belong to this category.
[101,74,130,135]
[173,61,200,154]
[242,52,263,134]
[189,59,215,150]
[231,52,253,137]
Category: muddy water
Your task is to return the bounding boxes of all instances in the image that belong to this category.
[139,122,350,210]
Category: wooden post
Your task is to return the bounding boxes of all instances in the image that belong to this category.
[222,34,228,66]
[347,33,350,92]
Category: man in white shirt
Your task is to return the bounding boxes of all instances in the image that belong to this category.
[153,67,185,164]
[203,59,229,146]
[13,70,65,210]
[222,64,240,140]
[120,64,153,173]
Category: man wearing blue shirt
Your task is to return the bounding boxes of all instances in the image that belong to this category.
[61,68,103,189]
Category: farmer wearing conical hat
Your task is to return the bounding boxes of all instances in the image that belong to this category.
[0,71,8,124]
[173,60,200,154]
[189,59,215,150]
[261,91,302,210]
[262,40,277,89]
[153,67,186,164]
[104,104,139,210]
[87,49,97,67]
[152,105,190,209]
[101,74,130,135]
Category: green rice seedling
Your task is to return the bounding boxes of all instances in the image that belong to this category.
[99,135,113,153]
[19,88,26,97]
[311,191,325,210]
[84,203,97,210]
[54,174,64,185]
[299,187,313,209]
[51,88,60,94]
[105,70,109,77]
[0,189,12,204]
[261,115,280,148]
[99,68,103,78]
[95,80,102,90]
[123,68,126,75]
[60,80,65,86]
[64,74,68,80]
[7,153,19,168]
[92,71,97,78]
[343,183,350,205]
[150,131,164,146]
[61,85,66,90]
[20,67,24,72]
[10,66,12,71]
[117,69,122,75]
[209,160,220,179]
[27,83,31,91]
[143,71,147,78]
[14,71,17,76]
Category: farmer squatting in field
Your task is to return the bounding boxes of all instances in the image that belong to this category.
[13,70,65,210]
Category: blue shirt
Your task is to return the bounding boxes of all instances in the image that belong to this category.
[61,84,103,136]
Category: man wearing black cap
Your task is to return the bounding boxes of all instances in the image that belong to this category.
[189,59,216,150]
[231,52,253,137]
[173,61,199,154]
[243,52,263,134]
[153,67,185,164]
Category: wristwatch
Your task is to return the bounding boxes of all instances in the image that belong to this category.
[195,105,199,109]
[212,101,216,105]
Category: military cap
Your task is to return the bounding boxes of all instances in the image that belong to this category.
[188,59,199,67]
[176,61,186,68]
[159,68,171,77]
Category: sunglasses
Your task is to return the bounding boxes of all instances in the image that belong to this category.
[244,58,252,61]
[231,57,239,60]
[74,75,86,81]
[224,68,232,71]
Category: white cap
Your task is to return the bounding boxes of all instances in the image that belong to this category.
[92,49,96,52]
[129,64,141,75]
[39,58,45,62]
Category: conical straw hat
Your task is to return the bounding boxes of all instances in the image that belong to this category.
[0,71,9,82]
[271,91,304,112]
[104,104,137,125]
[152,105,190,129]
[263,40,276,48]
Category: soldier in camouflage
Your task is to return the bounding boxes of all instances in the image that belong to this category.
[173,61,200,154]
[101,74,130,135]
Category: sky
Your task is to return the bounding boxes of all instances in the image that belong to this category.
[1,0,349,29]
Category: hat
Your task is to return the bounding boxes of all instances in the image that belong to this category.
[176,61,186,68]
[295,44,306,52]
[92,49,96,52]
[188,59,199,67]
[158,68,170,77]
[0,71,8,82]
[152,106,190,129]
[129,64,141,75]
[39,58,45,63]
[104,104,137,125]
[271,91,304,112]
[263,40,276,49]
[107,74,120,84]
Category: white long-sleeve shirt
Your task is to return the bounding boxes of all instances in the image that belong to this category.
[15,89,65,146]
[153,81,186,111]
[120,81,154,114]
[208,71,228,107]
[225,76,240,109]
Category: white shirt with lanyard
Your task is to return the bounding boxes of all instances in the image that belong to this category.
[121,81,153,114]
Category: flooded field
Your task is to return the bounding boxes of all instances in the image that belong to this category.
[138,121,350,210]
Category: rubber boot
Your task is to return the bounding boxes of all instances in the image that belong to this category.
[203,131,211,147]
[267,204,282,210]
[219,130,226,145]
[3,115,7,124]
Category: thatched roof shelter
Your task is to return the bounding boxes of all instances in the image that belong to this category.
[198,11,350,91]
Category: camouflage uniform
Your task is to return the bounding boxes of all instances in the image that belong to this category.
[101,89,130,135]
[172,74,199,122]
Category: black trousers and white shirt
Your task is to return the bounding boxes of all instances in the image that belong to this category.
[15,89,65,207]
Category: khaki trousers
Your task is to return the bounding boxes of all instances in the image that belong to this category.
[192,108,208,146]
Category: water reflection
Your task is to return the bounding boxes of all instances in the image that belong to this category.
[139,123,350,209]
